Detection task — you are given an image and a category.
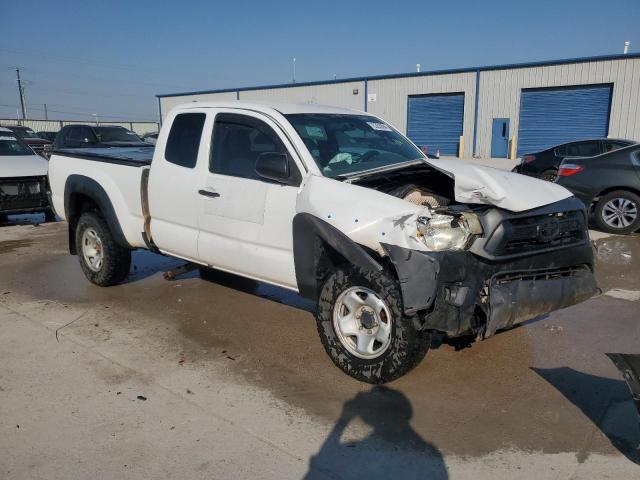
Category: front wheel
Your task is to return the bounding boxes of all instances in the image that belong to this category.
[315,266,431,384]
[594,190,640,235]
[75,211,131,286]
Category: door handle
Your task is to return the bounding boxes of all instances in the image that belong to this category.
[198,189,220,198]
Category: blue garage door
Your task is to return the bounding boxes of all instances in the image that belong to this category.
[407,93,464,156]
[517,84,612,156]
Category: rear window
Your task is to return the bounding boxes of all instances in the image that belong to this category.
[165,113,206,168]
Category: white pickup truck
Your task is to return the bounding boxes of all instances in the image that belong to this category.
[49,102,597,383]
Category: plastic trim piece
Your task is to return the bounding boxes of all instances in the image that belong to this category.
[292,213,383,300]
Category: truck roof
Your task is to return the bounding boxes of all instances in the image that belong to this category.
[171,101,366,116]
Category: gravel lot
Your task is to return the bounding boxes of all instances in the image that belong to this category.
[1,215,639,479]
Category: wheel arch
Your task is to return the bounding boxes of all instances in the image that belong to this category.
[594,185,640,202]
[64,174,130,254]
[292,213,384,301]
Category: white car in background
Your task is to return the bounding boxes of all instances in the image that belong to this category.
[0,127,54,222]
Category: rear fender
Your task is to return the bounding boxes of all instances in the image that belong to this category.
[64,174,130,254]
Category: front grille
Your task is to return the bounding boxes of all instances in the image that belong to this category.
[0,176,48,211]
[28,144,47,157]
[494,210,586,256]
[492,265,590,285]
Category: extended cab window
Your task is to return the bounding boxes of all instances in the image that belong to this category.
[210,114,289,180]
[165,113,206,168]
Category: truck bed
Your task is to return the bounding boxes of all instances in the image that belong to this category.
[53,147,154,167]
[48,148,151,249]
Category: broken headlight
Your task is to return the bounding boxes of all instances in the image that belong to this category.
[416,212,482,251]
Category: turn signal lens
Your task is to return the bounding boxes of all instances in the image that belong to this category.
[522,155,536,163]
[558,164,585,177]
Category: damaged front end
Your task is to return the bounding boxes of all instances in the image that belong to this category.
[297,161,598,341]
[382,195,598,339]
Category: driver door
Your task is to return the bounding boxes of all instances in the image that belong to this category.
[196,111,303,289]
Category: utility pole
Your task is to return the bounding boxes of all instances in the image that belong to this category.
[15,68,26,120]
[292,57,296,84]
[44,104,48,120]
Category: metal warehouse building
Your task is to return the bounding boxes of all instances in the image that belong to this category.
[157,53,640,159]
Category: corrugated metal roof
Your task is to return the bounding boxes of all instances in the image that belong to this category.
[157,53,640,99]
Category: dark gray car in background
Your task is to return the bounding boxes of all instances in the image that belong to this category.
[556,144,640,234]
[515,138,635,181]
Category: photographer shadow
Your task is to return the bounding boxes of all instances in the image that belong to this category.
[304,386,448,480]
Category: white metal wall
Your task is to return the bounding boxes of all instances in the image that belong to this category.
[0,119,160,135]
[367,72,477,157]
[476,57,640,157]
[239,81,365,111]
[157,57,640,159]
[159,91,238,120]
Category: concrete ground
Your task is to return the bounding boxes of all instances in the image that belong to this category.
[1,213,639,479]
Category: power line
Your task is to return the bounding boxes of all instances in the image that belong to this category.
[4,64,202,91]
[0,103,155,122]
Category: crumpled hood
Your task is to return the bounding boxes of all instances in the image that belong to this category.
[425,158,573,212]
[1,154,48,178]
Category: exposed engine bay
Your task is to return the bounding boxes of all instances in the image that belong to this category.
[347,163,457,209]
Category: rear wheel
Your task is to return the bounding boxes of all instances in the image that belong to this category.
[594,190,640,235]
[540,169,557,182]
[75,211,131,286]
[315,266,431,384]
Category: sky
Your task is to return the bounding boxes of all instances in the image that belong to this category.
[1,0,639,123]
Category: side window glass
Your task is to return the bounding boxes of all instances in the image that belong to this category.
[210,115,288,180]
[554,145,567,157]
[605,142,626,153]
[67,128,81,144]
[567,142,599,157]
[80,127,97,145]
[165,113,206,168]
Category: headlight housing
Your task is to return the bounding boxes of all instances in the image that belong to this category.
[416,212,482,251]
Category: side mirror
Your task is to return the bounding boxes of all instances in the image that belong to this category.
[255,152,293,184]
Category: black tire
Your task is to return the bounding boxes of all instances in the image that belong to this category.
[75,211,131,286]
[540,169,557,182]
[594,190,640,235]
[315,266,431,384]
[0,213,7,223]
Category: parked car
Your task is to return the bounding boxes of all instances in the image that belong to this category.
[53,125,153,149]
[141,132,158,144]
[556,143,640,234]
[37,131,59,142]
[0,127,54,222]
[515,138,635,181]
[48,102,597,383]
[1,125,53,157]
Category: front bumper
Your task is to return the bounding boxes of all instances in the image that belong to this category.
[0,176,50,215]
[384,242,597,337]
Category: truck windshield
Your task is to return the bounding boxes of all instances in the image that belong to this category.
[0,135,33,155]
[285,114,424,177]
[94,127,143,143]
